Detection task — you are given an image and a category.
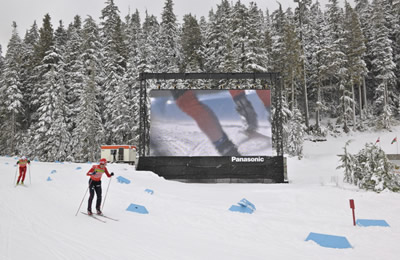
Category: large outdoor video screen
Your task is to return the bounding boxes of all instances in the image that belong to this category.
[149,89,272,156]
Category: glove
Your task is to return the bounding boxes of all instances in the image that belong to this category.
[110,172,114,176]
[91,172,96,175]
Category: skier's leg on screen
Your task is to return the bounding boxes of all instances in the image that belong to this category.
[229,90,258,133]
[175,90,240,156]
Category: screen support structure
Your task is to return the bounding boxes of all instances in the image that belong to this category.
[138,72,284,157]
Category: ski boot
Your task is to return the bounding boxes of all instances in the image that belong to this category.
[233,92,258,133]
[87,210,93,216]
[214,133,241,156]
[96,209,103,215]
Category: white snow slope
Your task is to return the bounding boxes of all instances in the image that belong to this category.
[1,128,400,260]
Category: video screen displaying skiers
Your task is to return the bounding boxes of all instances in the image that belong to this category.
[149,89,272,156]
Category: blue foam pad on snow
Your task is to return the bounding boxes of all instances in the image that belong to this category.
[75,167,82,170]
[229,205,254,214]
[356,219,390,227]
[47,177,52,181]
[305,232,352,249]
[145,189,154,195]
[237,198,256,211]
[116,176,131,184]
[126,203,149,214]
[229,198,256,214]
[51,170,56,174]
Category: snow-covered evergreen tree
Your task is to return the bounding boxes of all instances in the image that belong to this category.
[281,11,303,112]
[244,2,268,72]
[45,66,71,161]
[284,107,305,158]
[32,47,70,161]
[383,0,400,110]
[354,0,372,117]
[20,21,39,131]
[0,45,3,88]
[337,140,356,184]
[100,0,129,144]
[353,143,399,192]
[294,0,311,130]
[269,4,286,75]
[181,14,203,72]
[158,0,181,74]
[203,0,232,74]
[33,14,54,66]
[343,3,368,128]
[73,61,104,162]
[63,21,84,134]
[29,14,55,131]
[306,1,328,132]
[0,22,24,155]
[71,16,105,161]
[370,0,396,129]
[325,0,351,132]
[0,44,4,76]
[137,12,159,74]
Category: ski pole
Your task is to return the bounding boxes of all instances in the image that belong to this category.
[29,164,32,185]
[102,175,113,211]
[13,166,18,186]
[75,180,91,216]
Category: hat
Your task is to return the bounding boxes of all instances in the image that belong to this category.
[99,158,107,165]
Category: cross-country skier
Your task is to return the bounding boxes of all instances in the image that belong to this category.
[173,90,240,156]
[16,156,30,185]
[86,158,114,215]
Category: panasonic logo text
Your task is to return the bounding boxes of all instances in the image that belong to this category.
[231,156,265,163]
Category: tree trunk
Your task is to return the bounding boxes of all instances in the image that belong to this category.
[11,111,15,155]
[291,72,295,112]
[302,66,310,129]
[362,76,367,113]
[351,83,356,128]
[297,0,310,130]
[316,80,321,130]
[342,86,348,133]
[358,82,363,120]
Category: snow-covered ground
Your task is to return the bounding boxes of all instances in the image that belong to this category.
[1,128,400,260]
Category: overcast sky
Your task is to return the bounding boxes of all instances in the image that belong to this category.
[0,0,346,55]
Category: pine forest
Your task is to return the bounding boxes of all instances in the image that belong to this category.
[0,0,400,161]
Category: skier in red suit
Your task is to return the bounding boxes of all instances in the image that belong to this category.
[86,158,114,215]
[16,156,30,185]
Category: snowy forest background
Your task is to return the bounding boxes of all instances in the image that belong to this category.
[0,0,399,162]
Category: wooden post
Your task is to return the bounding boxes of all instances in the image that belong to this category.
[349,199,356,226]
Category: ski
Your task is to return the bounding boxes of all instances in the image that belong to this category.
[96,214,119,221]
[15,184,28,188]
[81,212,106,223]
[238,130,272,146]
